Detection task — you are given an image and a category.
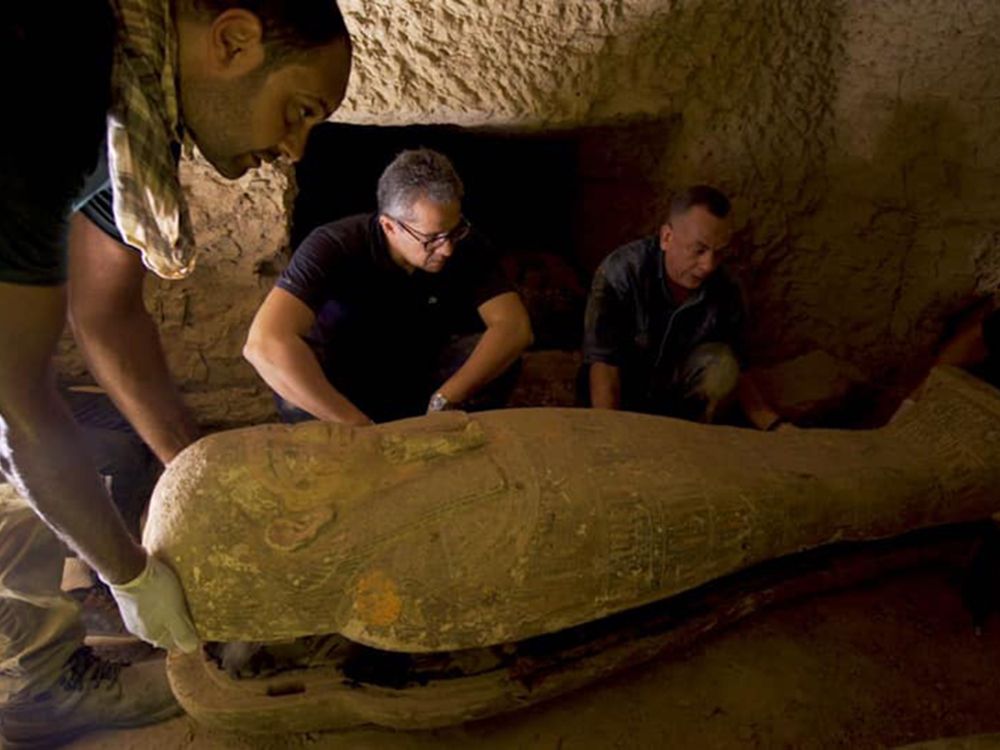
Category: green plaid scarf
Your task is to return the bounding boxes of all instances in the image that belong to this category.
[108,0,196,280]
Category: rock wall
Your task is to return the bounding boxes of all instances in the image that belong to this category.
[56,158,294,426]
[786,0,1000,395]
[56,0,1000,426]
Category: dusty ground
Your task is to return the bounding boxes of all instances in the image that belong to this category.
[67,564,1000,750]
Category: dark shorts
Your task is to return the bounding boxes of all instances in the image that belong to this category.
[77,185,125,245]
[0,2,115,286]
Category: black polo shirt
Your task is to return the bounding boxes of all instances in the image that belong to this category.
[276,213,512,420]
[583,235,745,413]
[0,2,115,285]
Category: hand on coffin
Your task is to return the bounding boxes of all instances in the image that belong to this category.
[105,553,200,653]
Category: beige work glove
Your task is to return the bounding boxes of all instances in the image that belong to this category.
[105,554,200,653]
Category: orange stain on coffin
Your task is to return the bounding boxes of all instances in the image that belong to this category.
[354,570,403,627]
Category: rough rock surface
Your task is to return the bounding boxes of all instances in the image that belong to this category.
[56,158,292,427]
[750,350,867,424]
[55,0,1000,426]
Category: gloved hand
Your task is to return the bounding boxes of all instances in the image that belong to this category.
[105,554,200,653]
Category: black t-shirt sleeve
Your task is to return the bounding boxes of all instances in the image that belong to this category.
[465,235,514,308]
[0,171,70,285]
[275,226,346,312]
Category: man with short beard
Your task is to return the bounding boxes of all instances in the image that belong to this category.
[0,1,351,744]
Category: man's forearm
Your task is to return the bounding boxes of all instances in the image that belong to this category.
[72,308,199,464]
[1,375,146,584]
[589,361,622,410]
[737,371,781,430]
[67,212,199,465]
[6,233,198,651]
[436,324,530,404]
[245,335,371,425]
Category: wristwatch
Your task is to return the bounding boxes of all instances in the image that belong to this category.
[427,392,450,413]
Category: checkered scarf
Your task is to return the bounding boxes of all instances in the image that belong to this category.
[107,0,196,280]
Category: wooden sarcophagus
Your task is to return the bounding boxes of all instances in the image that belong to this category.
[146,366,1000,732]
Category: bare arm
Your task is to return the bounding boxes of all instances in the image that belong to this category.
[67,213,199,464]
[0,280,145,584]
[435,291,534,405]
[589,361,622,410]
[244,287,372,425]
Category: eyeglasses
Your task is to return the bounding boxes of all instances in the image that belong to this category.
[391,216,471,254]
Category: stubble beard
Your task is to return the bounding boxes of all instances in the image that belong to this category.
[180,71,263,179]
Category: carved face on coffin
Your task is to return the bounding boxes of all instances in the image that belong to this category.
[148,412,554,648]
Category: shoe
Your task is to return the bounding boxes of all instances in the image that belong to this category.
[68,582,129,636]
[0,646,182,749]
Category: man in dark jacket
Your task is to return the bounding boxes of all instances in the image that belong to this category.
[583,186,741,421]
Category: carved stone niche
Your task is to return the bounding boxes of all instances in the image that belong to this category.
[147,367,1000,732]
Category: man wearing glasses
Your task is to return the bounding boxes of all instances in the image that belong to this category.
[245,148,533,424]
[583,185,779,428]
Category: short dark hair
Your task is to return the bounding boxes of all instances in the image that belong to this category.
[184,1,350,60]
[668,185,731,221]
[377,149,465,220]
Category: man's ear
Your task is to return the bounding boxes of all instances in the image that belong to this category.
[207,9,266,77]
[378,215,395,237]
[658,222,673,252]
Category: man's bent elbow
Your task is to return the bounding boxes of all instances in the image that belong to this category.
[242,329,285,378]
[242,336,265,370]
